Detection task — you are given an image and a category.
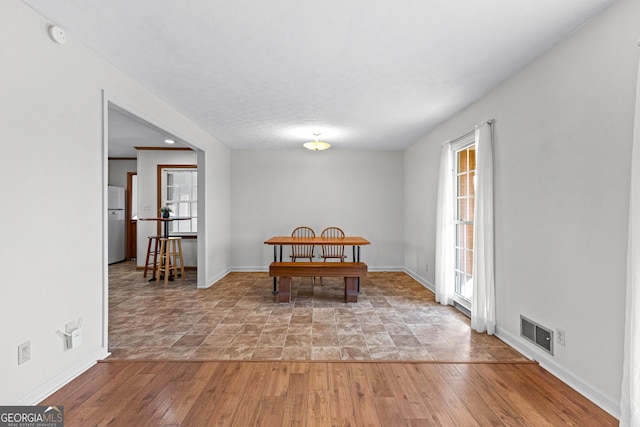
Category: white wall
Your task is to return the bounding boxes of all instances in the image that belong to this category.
[404,0,639,417]
[201,146,232,287]
[136,149,198,266]
[0,0,230,404]
[107,159,136,188]
[231,149,404,270]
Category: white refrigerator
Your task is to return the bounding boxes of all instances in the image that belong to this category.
[108,186,126,264]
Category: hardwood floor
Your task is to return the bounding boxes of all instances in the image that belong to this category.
[42,263,614,425]
[42,360,616,426]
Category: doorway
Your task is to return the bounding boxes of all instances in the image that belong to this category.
[103,97,206,351]
[106,101,204,282]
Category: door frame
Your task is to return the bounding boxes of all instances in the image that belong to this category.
[126,172,137,260]
[451,133,476,312]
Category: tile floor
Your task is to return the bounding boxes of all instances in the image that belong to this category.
[107,262,526,362]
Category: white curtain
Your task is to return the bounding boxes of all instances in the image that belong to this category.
[471,122,496,334]
[620,57,640,427]
[435,142,455,305]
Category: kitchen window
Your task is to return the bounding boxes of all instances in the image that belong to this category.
[158,165,197,234]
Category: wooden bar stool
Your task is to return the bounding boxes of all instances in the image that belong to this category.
[143,235,162,280]
[156,237,185,284]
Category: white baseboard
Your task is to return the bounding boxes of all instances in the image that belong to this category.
[14,348,109,406]
[496,327,620,419]
[404,267,435,292]
[368,266,404,272]
[202,267,232,288]
[231,266,268,272]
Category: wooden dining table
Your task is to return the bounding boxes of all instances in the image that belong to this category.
[264,235,371,293]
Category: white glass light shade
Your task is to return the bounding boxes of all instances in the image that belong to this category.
[303,141,331,151]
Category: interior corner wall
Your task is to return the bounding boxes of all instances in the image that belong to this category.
[230,149,404,270]
[108,159,137,188]
[404,0,639,416]
[0,0,230,404]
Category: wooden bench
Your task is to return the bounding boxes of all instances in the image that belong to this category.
[268,262,368,303]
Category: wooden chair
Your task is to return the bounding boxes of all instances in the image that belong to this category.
[320,227,346,285]
[321,226,347,262]
[290,226,316,261]
[290,226,316,285]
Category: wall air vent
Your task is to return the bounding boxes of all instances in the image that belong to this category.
[520,315,553,355]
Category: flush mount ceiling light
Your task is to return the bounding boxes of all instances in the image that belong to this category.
[164,139,175,144]
[303,132,330,151]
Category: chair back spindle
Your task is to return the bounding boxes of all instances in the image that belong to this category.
[321,227,346,261]
[291,226,315,261]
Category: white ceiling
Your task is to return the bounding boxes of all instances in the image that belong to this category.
[23,0,617,152]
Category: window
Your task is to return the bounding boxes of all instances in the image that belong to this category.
[158,165,197,234]
[453,139,476,304]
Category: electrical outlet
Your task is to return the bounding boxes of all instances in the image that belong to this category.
[425,264,429,272]
[556,328,566,346]
[18,341,31,365]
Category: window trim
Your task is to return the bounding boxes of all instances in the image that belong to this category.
[156,164,197,236]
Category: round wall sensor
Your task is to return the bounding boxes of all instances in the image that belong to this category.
[48,25,67,44]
